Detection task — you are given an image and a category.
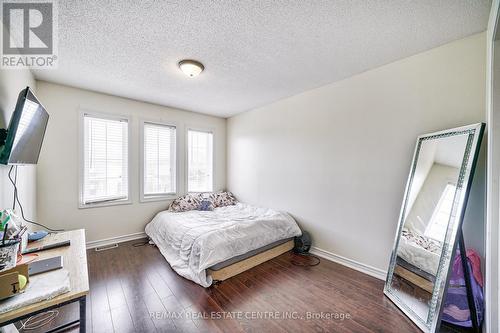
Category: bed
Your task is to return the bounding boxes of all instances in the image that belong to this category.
[395,228,443,293]
[145,203,302,287]
[396,228,442,277]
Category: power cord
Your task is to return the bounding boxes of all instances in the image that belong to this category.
[132,240,150,247]
[8,165,64,233]
[291,252,321,267]
[132,238,155,247]
[20,310,59,330]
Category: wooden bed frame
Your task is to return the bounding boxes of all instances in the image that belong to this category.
[207,240,294,282]
[394,265,434,294]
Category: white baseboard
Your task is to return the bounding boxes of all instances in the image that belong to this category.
[86,231,147,249]
[310,246,387,280]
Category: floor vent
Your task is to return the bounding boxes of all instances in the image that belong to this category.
[95,243,118,252]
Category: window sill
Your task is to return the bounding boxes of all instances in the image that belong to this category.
[187,190,214,194]
[79,199,132,209]
[140,194,177,203]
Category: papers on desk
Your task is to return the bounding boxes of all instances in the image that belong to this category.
[0,269,71,314]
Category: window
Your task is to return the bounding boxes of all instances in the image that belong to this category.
[425,183,456,241]
[80,113,129,207]
[187,129,213,192]
[141,122,176,200]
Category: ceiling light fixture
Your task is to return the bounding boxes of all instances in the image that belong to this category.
[178,59,204,78]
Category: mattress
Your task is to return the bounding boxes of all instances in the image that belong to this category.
[145,203,302,287]
[397,228,442,276]
[209,237,293,271]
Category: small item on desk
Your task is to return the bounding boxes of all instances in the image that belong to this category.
[0,273,27,300]
[0,210,28,257]
[0,262,29,300]
[0,211,11,233]
[17,274,27,290]
[0,268,71,316]
[16,253,38,265]
[28,230,49,242]
[0,210,22,239]
[0,239,20,272]
[12,225,27,239]
[22,240,70,255]
[28,256,63,276]
[2,223,8,244]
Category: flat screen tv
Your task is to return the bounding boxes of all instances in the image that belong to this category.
[0,87,49,165]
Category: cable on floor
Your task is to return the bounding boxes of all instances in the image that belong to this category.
[291,253,321,267]
[132,238,156,247]
[132,240,150,247]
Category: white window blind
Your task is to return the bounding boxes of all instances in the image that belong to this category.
[187,129,213,192]
[142,122,176,198]
[82,114,129,205]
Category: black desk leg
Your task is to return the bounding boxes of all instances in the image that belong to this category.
[79,296,86,333]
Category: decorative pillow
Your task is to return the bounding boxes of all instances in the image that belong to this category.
[401,228,442,254]
[198,199,214,211]
[169,193,201,212]
[211,191,238,208]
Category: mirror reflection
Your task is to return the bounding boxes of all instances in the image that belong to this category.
[389,134,468,322]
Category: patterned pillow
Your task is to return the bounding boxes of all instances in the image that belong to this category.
[401,228,442,254]
[169,193,201,212]
[198,199,214,211]
[211,191,238,208]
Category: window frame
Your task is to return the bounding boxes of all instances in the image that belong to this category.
[185,126,215,193]
[78,109,132,209]
[139,119,179,202]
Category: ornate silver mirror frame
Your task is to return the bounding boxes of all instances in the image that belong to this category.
[383,123,485,333]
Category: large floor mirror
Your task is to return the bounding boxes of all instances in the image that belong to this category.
[384,123,484,333]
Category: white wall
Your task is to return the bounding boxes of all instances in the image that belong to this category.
[36,82,226,242]
[227,33,487,273]
[0,69,37,222]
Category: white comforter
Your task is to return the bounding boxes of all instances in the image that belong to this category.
[145,203,302,287]
[397,236,441,276]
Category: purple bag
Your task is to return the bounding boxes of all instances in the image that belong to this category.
[441,250,484,327]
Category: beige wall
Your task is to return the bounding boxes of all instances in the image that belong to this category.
[227,33,487,272]
[0,69,37,222]
[36,82,226,242]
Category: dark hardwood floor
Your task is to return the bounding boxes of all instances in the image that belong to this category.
[14,240,471,332]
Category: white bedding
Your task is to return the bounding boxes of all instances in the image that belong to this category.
[397,234,441,276]
[145,203,302,287]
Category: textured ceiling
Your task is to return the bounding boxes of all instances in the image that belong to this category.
[33,1,491,118]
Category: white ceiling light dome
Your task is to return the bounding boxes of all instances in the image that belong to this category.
[179,59,204,78]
